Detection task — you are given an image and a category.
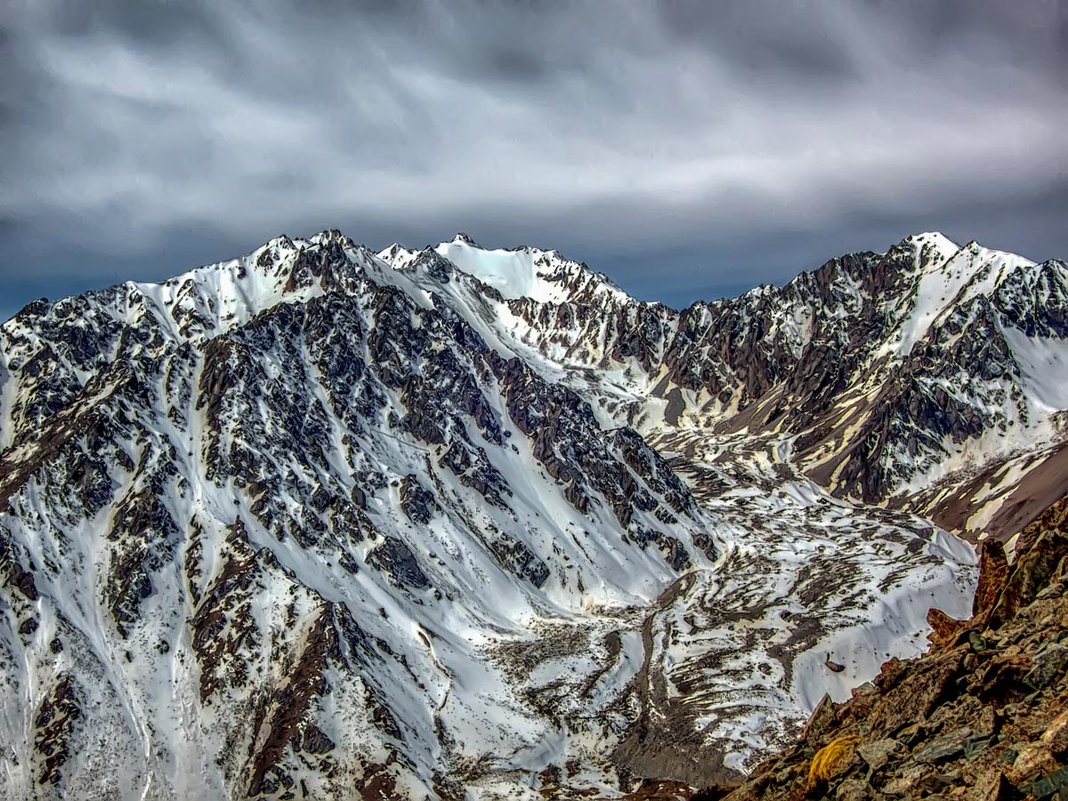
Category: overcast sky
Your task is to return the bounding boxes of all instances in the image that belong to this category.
[2,0,1066,320]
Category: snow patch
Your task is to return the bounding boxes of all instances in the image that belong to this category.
[1003,326,1068,411]
[435,238,544,301]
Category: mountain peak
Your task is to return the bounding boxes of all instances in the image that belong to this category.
[308,228,356,248]
[450,231,484,248]
[905,230,957,246]
[899,231,960,268]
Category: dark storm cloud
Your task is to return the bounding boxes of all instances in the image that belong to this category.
[1,0,1066,317]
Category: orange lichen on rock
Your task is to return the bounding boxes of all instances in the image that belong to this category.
[805,735,861,789]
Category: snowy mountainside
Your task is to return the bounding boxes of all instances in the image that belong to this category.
[436,231,1068,541]
[0,226,1037,799]
[0,231,712,797]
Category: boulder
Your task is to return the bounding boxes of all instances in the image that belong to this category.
[1040,709,1068,757]
[856,738,903,773]
[869,651,964,736]
[970,769,1014,801]
[912,727,973,765]
[834,778,872,801]
[1025,643,1068,690]
[1008,742,1056,785]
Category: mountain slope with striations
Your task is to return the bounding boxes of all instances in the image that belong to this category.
[0,228,1062,799]
[714,494,1068,801]
[464,231,1068,542]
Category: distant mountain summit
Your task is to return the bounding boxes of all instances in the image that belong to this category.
[639,231,1068,540]
[0,229,1062,799]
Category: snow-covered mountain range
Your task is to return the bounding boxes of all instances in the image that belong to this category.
[0,229,1063,799]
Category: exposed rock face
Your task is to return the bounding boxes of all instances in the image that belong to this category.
[712,496,1068,801]
[0,228,1061,799]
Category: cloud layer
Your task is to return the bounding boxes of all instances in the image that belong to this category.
[2,0,1066,315]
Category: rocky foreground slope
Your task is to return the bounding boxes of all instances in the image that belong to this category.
[0,230,1064,799]
[702,496,1068,801]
